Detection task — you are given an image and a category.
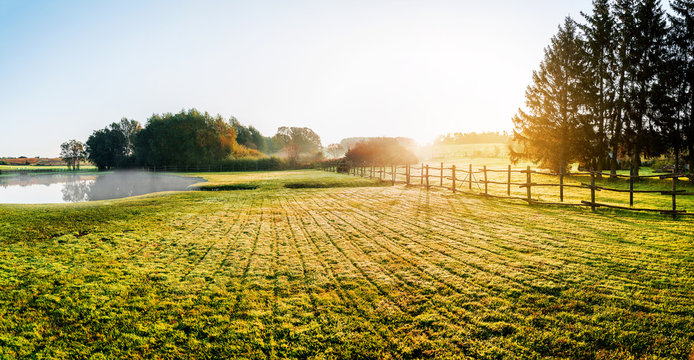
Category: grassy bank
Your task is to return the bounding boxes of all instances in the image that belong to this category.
[0,165,97,171]
[0,170,693,358]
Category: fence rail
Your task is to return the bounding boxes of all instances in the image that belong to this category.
[320,161,694,219]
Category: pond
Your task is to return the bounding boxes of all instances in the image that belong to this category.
[0,171,204,204]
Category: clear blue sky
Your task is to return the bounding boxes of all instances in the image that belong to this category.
[0,0,595,157]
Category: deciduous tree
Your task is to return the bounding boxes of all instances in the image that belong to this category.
[60,139,86,170]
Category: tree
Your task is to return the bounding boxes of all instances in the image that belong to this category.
[435,132,510,145]
[230,117,268,152]
[326,143,346,159]
[230,117,253,148]
[580,0,617,174]
[134,109,236,167]
[86,126,127,171]
[275,127,322,155]
[114,118,141,156]
[280,142,301,163]
[344,138,417,166]
[609,0,638,175]
[60,139,86,170]
[670,0,694,173]
[510,17,586,172]
[624,0,668,175]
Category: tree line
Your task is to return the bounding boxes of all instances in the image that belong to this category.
[436,132,510,145]
[511,0,694,176]
[63,109,324,170]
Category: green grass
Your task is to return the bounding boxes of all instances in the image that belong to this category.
[416,143,693,213]
[404,165,694,213]
[1,170,693,358]
[188,170,388,191]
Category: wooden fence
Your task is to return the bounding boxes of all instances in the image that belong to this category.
[321,162,694,219]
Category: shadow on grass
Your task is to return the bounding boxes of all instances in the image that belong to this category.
[284,180,390,189]
[195,184,259,191]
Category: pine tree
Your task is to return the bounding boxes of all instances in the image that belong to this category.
[669,0,694,174]
[510,17,586,172]
[625,0,668,176]
[580,0,617,175]
[610,0,637,177]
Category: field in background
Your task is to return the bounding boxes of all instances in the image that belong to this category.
[421,143,511,166]
[1,170,693,358]
[413,143,690,211]
[0,164,97,171]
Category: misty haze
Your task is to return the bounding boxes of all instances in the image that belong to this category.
[0,171,202,204]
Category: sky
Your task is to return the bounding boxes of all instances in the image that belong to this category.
[0,0,596,157]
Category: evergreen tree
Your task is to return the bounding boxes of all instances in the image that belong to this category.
[580,0,617,174]
[610,0,638,176]
[670,0,694,173]
[652,35,685,171]
[625,0,668,175]
[510,17,586,172]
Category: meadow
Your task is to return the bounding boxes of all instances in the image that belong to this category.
[417,143,694,213]
[1,168,693,359]
[0,164,97,172]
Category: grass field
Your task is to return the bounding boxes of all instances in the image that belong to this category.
[1,170,693,358]
[0,165,97,171]
[416,143,694,213]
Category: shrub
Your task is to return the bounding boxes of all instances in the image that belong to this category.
[344,138,417,166]
[215,157,287,171]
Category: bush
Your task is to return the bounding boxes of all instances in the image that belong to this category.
[344,138,417,166]
[216,157,284,171]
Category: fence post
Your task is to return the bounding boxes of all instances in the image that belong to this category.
[559,165,564,202]
[507,164,511,196]
[672,175,677,219]
[452,165,456,193]
[406,164,410,186]
[483,165,488,195]
[590,169,596,211]
[526,166,532,202]
[392,165,395,185]
[420,163,424,186]
[440,162,444,187]
[629,166,634,207]
[469,164,472,190]
[425,164,429,188]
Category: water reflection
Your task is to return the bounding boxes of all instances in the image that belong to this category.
[0,171,203,204]
[61,177,92,202]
